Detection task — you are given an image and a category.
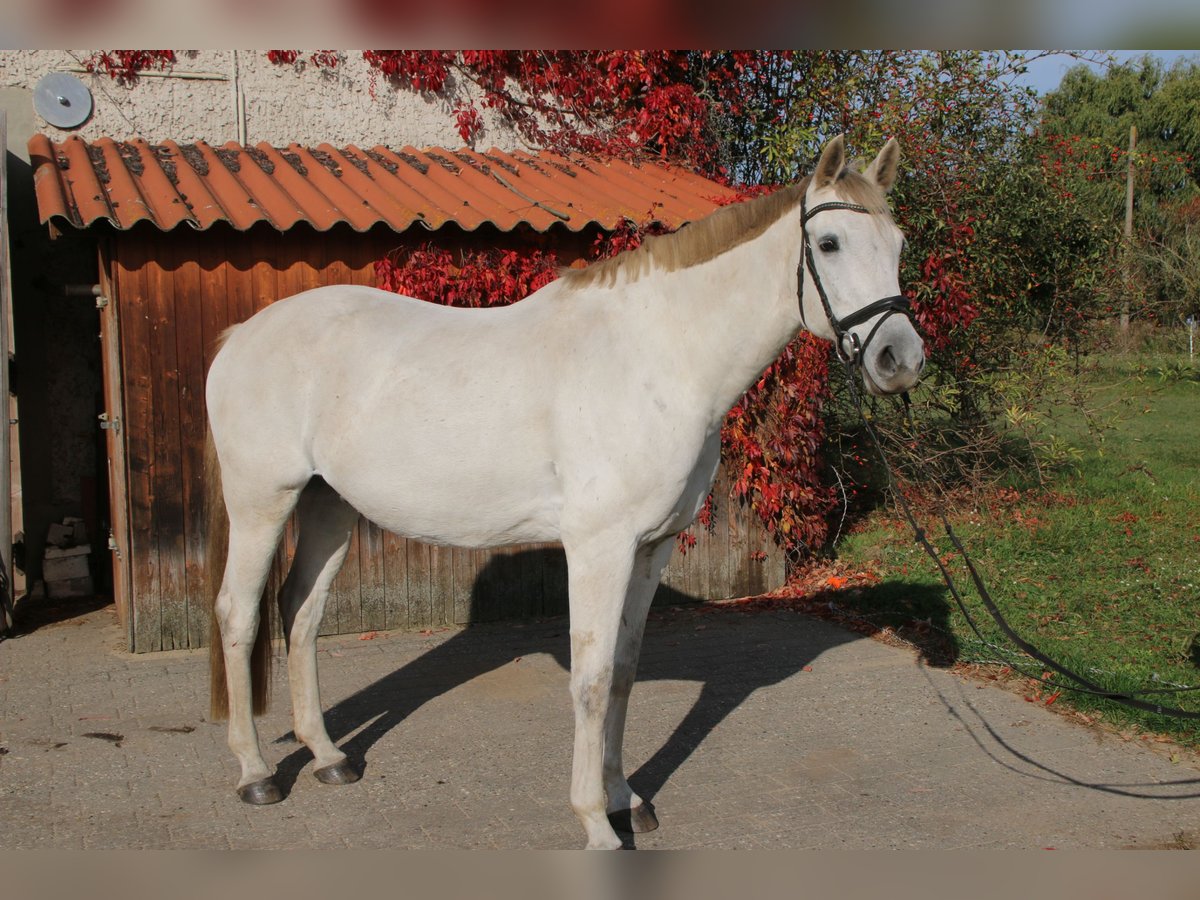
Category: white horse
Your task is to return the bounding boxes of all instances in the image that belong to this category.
[205,135,924,849]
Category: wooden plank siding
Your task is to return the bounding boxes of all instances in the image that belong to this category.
[105,223,787,652]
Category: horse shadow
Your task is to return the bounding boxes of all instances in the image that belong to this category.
[3,592,112,638]
[270,546,956,837]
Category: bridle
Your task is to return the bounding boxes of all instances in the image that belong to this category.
[797,196,913,367]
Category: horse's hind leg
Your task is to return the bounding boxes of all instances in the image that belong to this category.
[604,537,674,834]
[278,477,361,785]
[215,486,301,803]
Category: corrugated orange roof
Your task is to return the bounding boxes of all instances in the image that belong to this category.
[29,134,739,235]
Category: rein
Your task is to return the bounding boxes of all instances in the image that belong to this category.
[801,194,1200,721]
[838,367,1200,720]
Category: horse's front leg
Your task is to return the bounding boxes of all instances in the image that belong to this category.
[563,532,638,849]
[603,537,674,834]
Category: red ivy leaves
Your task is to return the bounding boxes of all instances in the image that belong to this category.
[267,51,340,69]
[912,216,979,353]
[375,245,559,309]
[361,50,454,93]
[82,51,176,82]
[360,51,776,175]
[309,51,340,69]
[723,334,833,554]
[452,101,484,145]
[635,84,710,160]
[589,214,672,258]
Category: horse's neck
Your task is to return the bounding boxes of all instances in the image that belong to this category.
[633,209,806,428]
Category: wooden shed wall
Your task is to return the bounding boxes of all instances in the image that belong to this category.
[102,224,787,653]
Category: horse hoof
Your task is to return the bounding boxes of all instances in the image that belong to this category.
[608,802,659,834]
[314,759,361,785]
[237,778,283,805]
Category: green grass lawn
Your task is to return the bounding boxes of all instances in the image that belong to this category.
[831,358,1200,743]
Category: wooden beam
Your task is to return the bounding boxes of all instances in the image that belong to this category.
[0,110,14,633]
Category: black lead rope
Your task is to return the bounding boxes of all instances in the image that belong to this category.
[797,192,1200,719]
[839,363,1200,720]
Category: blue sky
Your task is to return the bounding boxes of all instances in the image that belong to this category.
[1018,50,1199,95]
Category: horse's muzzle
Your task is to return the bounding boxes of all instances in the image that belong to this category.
[862,337,925,396]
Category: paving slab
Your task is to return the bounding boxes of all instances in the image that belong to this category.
[1,600,1198,849]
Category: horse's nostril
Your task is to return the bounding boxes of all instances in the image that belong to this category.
[877,345,898,376]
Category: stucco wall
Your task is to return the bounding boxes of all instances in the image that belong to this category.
[0,50,523,157]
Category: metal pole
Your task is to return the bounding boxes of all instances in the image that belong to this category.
[1120,124,1136,336]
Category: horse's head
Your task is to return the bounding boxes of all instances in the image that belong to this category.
[799,135,925,396]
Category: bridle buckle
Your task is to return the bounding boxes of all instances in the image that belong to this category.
[838,331,862,365]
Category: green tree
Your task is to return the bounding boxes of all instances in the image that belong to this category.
[1040,55,1200,328]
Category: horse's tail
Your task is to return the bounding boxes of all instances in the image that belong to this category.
[206,327,274,721]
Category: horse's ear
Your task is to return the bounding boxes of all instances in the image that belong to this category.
[813,134,846,190]
[864,138,899,192]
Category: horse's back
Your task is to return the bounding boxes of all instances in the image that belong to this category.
[210,284,554,406]
[217,285,524,359]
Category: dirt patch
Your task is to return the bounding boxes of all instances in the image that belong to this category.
[1126,830,1198,850]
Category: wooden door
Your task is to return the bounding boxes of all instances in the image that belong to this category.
[97,244,132,647]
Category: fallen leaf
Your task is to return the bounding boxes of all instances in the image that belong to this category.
[359,631,379,641]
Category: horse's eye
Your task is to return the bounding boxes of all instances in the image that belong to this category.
[818,237,839,253]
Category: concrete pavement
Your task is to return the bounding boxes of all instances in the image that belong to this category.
[2,597,1198,849]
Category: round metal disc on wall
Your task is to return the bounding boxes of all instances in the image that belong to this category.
[33,72,93,129]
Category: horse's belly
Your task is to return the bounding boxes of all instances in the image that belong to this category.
[325,456,564,548]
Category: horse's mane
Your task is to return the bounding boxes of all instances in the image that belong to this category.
[560,167,890,291]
